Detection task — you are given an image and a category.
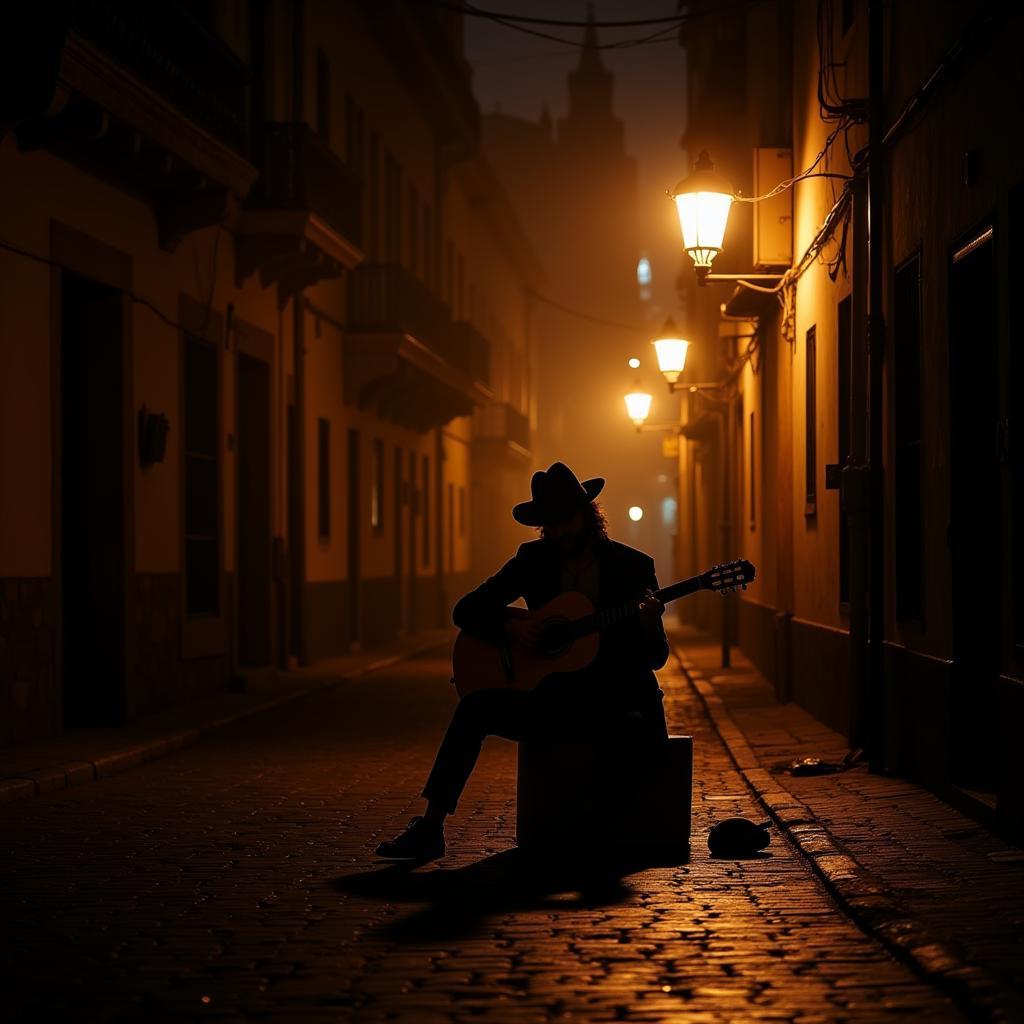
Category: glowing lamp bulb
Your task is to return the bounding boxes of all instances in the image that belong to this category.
[670,150,734,285]
[652,317,691,384]
[628,505,644,522]
[624,388,653,427]
[628,357,641,369]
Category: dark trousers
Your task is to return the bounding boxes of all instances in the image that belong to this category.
[422,683,669,815]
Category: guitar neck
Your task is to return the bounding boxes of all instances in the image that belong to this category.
[569,574,704,640]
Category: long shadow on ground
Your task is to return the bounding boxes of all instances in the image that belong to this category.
[331,846,690,943]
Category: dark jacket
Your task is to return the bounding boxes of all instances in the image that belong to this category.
[452,538,670,710]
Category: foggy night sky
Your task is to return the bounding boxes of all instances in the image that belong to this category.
[463,0,690,320]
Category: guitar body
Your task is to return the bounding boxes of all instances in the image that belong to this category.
[452,591,600,698]
[450,557,756,699]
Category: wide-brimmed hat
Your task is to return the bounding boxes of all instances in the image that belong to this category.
[512,462,605,526]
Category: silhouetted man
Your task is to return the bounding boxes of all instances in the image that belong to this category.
[376,462,669,861]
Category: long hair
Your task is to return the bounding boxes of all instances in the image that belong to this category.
[538,500,609,543]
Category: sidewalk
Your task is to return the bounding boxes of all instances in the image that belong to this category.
[669,623,1024,1023]
[0,629,453,805]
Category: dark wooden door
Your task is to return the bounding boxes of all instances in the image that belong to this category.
[60,270,125,726]
[237,353,271,666]
[948,226,1000,790]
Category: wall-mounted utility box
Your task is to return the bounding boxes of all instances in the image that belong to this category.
[753,148,793,269]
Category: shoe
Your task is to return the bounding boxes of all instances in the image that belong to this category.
[375,816,446,861]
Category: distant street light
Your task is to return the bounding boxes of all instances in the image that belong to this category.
[670,149,734,285]
[651,317,691,384]
[628,505,644,522]
[628,357,641,368]
[624,386,653,428]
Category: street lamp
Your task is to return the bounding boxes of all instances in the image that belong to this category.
[624,386,653,428]
[651,317,690,384]
[670,149,734,286]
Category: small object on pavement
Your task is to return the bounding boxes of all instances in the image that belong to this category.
[788,748,864,776]
[708,817,771,856]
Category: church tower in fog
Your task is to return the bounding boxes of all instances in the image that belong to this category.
[481,9,644,543]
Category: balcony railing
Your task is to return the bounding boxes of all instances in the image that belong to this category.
[448,321,491,385]
[69,0,249,152]
[349,263,450,349]
[475,401,530,451]
[248,123,363,249]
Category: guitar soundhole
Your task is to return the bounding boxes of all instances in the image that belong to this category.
[539,617,572,658]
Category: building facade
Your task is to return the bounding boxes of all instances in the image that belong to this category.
[674,0,1024,839]
[0,1,540,744]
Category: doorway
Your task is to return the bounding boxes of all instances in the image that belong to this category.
[237,352,272,666]
[948,224,1000,792]
[60,270,126,727]
[394,445,405,634]
[347,428,361,648]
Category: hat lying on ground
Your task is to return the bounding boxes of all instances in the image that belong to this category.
[707,817,772,857]
[512,461,605,527]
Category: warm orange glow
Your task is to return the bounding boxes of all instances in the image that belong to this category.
[628,505,644,522]
[671,150,734,284]
[652,317,691,384]
[624,388,653,426]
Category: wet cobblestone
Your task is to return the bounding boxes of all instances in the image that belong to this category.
[1,650,962,1022]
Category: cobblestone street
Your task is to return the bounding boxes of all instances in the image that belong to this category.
[2,646,964,1023]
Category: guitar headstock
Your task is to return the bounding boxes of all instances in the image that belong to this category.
[701,559,756,594]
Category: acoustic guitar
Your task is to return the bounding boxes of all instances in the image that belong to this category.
[452,558,756,698]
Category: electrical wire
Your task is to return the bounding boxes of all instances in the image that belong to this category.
[425,0,761,30]
[733,117,852,203]
[441,0,762,51]
[431,2,694,28]
[526,288,647,332]
[0,233,217,335]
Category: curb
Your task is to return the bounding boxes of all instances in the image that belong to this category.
[672,645,1023,1024]
[0,637,449,807]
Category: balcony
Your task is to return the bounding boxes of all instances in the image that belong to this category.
[236,123,364,301]
[473,401,531,457]
[6,1,258,250]
[345,264,492,432]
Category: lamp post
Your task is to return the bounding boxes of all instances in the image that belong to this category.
[670,149,786,288]
[623,386,653,429]
[651,317,691,384]
[670,150,734,285]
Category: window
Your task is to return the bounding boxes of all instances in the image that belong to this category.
[317,418,330,541]
[368,133,379,260]
[448,482,455,570]
[456,252,465,319]
[841,0,855,34]
[749,410,756,529]
[184,333,220,616]
[838,296,852,603]
[408,185,419,277]
[384,151,402,264]
[315,50,330,142]
[421,455,431,565]
[422,203,432,287]
[894,254,924,622]
[445,239,454,309]
[805,325,817,515]
[371,439,384,530]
